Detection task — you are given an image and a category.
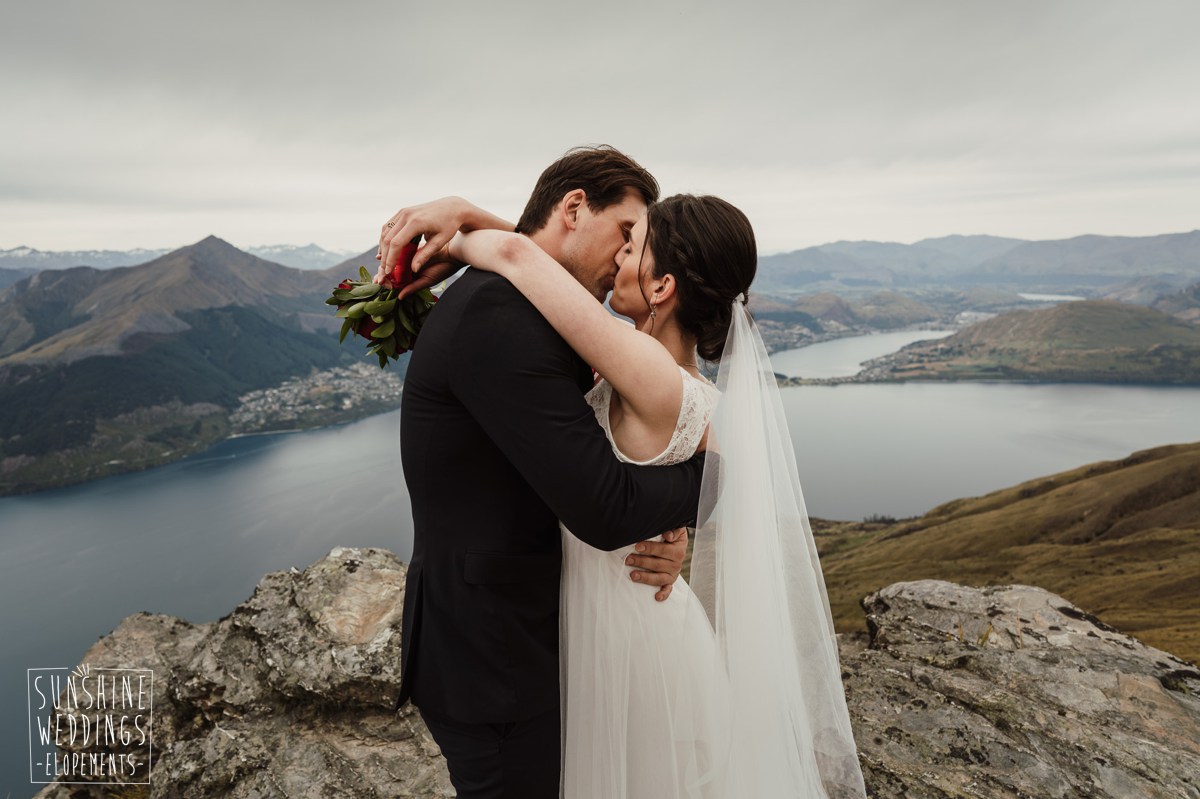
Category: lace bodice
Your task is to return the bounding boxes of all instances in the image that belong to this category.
[585,367,720,466]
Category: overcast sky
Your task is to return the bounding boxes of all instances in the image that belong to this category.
[2,0,1198,255]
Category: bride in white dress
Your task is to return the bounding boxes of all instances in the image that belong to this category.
[450,194,865,798]
[560,365,729,798]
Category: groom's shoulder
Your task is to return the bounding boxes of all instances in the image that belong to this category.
[446,267,519,298]
[434,268,584,382]
[441,268,541,323]
[439,268,526,312]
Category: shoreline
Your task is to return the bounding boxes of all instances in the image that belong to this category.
[0,405,402,499]
[6,372,1197,499]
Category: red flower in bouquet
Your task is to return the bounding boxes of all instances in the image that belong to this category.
[326,237,438,368]
[391,238,420,287]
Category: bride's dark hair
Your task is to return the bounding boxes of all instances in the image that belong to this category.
[644,194,757,361]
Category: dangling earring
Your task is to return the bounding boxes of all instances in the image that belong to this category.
[647,301,657,334]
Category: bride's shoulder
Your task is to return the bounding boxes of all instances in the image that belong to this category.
[679,368,719,415]
[682,369,719,396]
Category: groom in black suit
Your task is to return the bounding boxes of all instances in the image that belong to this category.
[383,147,705,798]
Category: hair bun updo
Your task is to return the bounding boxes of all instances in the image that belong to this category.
[645,195,757,362]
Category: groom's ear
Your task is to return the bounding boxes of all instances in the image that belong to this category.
[559,189,586,231]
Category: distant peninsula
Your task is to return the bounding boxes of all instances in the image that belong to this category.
[856,300,1200,384]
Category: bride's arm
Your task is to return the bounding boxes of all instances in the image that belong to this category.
[448,229,684,427]
[377,196,515,288]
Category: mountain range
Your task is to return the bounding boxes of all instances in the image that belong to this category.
[0,237,341,364]
[0,242,355,272]
[756,229,1200,293]
[8,228,1200,297]
[2,229,1198,493]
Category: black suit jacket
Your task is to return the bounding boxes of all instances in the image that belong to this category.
[395,269,705,723]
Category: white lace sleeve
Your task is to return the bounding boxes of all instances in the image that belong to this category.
[657,371,719,466]
[585,369,719,467]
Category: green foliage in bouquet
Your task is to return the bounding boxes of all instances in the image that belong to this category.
[326,265,437,368]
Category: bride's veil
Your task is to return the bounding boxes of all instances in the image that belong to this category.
[686,298,867,798]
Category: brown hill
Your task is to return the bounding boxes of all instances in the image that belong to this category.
[876,300,1200,383]
[814,441,1200,664]
[1103,276,1186,306]
[947,299,1200,349]
[1154,280,1200,324]
[854,290,941,328]
[762,291,941,331]
[792,292,861,326]
[0,236,335,365]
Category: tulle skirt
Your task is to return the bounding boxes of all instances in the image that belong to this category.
[559,527,732,799]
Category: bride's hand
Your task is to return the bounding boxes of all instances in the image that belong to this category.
[396,246,464,299]
[626,527,689,602]
[373,235,464,295]
[378,196,515,276]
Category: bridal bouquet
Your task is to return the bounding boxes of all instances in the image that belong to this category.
[326,237,437,367]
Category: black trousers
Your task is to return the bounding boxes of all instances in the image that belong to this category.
[418,704,560,799]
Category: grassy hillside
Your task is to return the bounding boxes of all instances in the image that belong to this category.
[876,300,1200,383]
[758,291,941,331]
[812,441,1200,664]
[854,290,942,328]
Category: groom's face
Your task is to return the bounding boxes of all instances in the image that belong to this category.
[562,188,647,301]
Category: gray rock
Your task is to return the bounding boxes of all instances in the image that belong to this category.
[33,555,1200,798]
[844,580,1200,798]
[34,546,453,799]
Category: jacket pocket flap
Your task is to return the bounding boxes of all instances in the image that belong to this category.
[463,551,561,585]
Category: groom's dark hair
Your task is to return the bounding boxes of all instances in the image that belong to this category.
[514,145,660,235]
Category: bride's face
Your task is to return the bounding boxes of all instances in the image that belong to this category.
[609,216,654,322]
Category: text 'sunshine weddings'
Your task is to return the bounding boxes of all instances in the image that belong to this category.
[28,667,152,782]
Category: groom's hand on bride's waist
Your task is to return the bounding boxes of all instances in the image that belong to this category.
[625,527,689,602]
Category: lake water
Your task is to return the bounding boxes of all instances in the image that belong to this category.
[1019,292,1087,302]
[769,329,953,378]
[3,333,1200,797]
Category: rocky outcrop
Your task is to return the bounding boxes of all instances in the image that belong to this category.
[34,550,1200,798]
[843,580,1200,798]
[34,547,453,798]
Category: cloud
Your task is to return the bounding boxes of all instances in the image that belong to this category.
[2,0,1198,251]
